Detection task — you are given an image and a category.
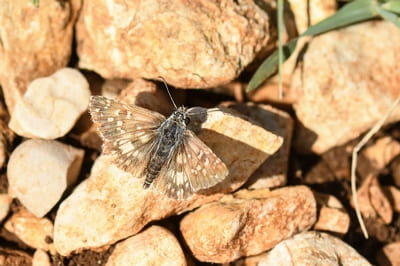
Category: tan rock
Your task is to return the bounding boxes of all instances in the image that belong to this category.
[54,107,283,256]
[7,139,84,217]
[353,175,392,225]
[292,21,400,153]
[313,192,350,235]
[106,226,186,266]
[363,136,400,170]
[9,68,90,139]
[250,231,371,265]
[4,208,55,254]
[0,0,81,112]
[0,193,12,223]
[223,102,293,189]
[0,247,32,266]
[180,186,316,263]
[32,249,51,266]
[376,241,400,266]
[76,0,270,88]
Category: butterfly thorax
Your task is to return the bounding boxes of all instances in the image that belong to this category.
[143,107,189,188]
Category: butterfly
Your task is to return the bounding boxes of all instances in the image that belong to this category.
[88,87,228,199]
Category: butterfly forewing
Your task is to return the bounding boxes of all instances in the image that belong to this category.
[89,96,165,177]
[153,130,228,199]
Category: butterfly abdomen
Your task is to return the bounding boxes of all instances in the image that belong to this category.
[143,115,186,188]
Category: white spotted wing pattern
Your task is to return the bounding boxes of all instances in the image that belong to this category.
[89,96,228,199]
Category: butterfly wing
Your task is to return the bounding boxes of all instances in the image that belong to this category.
[89,96,165,177]
[153,130,228,199]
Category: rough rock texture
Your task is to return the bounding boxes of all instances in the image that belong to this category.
[292,21,400,153]
[313,192,350,235]
[0,0,81,112]
[4,208,55,254]
[180,186,316,263]
[384,186,400,213]
[76,0,270,88]
[241,231,371,265]
[9,68,90,139]
[54,106,283,256]
[0,120,15,168]
[7,139,84,217]
[105,226,186,266]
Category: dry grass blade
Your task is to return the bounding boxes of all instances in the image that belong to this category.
[351,96,400,239]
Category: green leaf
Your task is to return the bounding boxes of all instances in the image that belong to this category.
[376,5,400,27]
[382,1,400,14]
[247,39,297,92]
[301,0,379,36]
[30,0,39,7]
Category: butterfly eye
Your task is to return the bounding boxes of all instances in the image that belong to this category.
[184,117,190,125]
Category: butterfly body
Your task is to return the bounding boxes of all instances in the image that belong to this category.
[89,96,228,199]
[144,107,188,188]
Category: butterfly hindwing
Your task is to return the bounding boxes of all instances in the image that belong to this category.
[153,130,228,199]
[89,96,165,177]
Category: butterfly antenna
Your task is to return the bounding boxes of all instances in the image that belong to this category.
[158,76,177,110]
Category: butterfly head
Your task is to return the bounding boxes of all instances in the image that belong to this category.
[171,106,191,127]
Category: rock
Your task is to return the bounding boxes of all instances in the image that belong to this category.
[376,241,400,266]
[9,68,90,139]
[313,192,350,235]
[354,175,393,224]
[180,186,316,263]
[362,136,400,170]
[7,139,84,217]
[0,246,32,266]
[223,102,293,189]
[243,231,371,265]
[76,0,270,88]
[0,193,12,223]
[4,208,55,254]
[105,226,185,266]
[0,0,81,113]
[292,21,400,153]
[383,186,400,213]
[54,106,283,256]
[32,249,51,266]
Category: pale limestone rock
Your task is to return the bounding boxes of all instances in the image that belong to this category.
[54,107,283,256]
[223,102,293,189]
[0,0,81,113]
[363,137,400,170]
[254,231,371,265]
[32,249,51,266]
[9,68,90,139]
[313,192,350,235]
[7,139,84,217]
[376,241,400,266]
[106,226,186,266]
[292,21,400,153]
[76,0,270,88]
[4,208,55,254]
[180,186,316,263]
[0,193,12,223]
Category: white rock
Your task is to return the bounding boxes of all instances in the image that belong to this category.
[260,231,371,265]
[9,68,90,139]
[0,193,12,223]
[105,226,186,266]
[4,208,55,254]
[32,249,51,266]
[7,139,84,217]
